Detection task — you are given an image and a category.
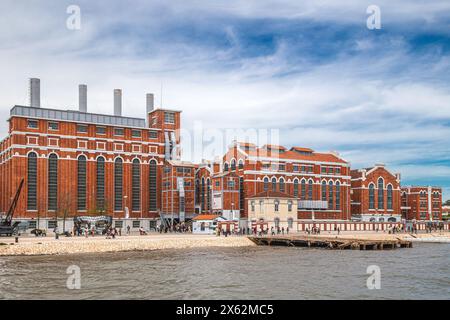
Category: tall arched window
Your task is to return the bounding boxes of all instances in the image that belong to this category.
[274,217,280,228]
[378,178,384,209]
[279,178,285,193]
[308,180,313,200]
[48,153,58,211]
[336,181,341,210]
[132,159,141,211]
[114,158,123,211]
[224,162,229,172]
[271,177,277,192]
[149,160,157,211]
[369,184,375,209]
[263,177,269,192]
[201,178,205,211]
[96,157,105,209]
[27,152,38,211]
[328,181,333,209]
[230,159,236,171]
[293,179,299,198]
[301,179,306,199]
[239,177,244,211]
[238,159,244,169]
[195,179,200,205]
[387,184,393,210]
[321,181,327,201]
[77,155,87,211]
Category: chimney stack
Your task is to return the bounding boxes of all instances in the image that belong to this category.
[146,93,154,113]
[79,84,87,112]
[29,78,40,108]
[114,89,122,116]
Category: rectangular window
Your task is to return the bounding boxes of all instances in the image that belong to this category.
[278,164,286,171]
[96,142,106,150]
[164,112,175,124]
[27,136,38,145]
[47,220,57,229]
[96,126,106,135]
[132,144,141,153]
[77,124,88,133]
[228,180,235,188]
[114,143,124,151]
[336,167,341,175]
[184,168,191,174]
[215,181,220,187]
[114,128,124,136]
[27,120,38,129]
[132,129,141,138]
[48,138,58,147]
[28,220,37,229]
[293,165,299,172]
[115,220,123,228]
[48,122,59,130]
[132,220,141,228]
[77,140,88,149]
[321,167,327,174]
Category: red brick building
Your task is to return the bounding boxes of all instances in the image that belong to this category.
[350,164,402,222]
[401,186,442,221]
[0,79,183,231]
[220,141,352,226]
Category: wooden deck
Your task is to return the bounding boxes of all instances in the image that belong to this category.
[248,235,413,250]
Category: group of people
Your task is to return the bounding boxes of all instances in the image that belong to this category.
[156,223,191,234]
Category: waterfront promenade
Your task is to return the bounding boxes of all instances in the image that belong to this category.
[0,231,448,256]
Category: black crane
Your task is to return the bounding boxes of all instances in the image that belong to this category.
[0,178,24,236]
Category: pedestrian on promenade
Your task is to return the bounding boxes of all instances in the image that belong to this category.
[281,227,285,235]
[337,227,340,235]
[286,227,289,235]
[127,225,131,235]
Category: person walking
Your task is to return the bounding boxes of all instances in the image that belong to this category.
[126,225,131,235]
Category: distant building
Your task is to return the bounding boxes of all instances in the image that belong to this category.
[401,186,442,221]
[191,214,225,234]
[442,205,449,221]
[350,164,402,222]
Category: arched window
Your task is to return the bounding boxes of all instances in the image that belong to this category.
[48,154,58,211]
[271,177,277,192]
[96,157,105,209]
[274,217,280,228]
[77,155,87,211]
[308,180,313,200]
[195,179,200,204]
[27,152,38,210]
[378,178,384,209]
[369,184,375,209]
[224,162,229,172]
[238,160,244,169]
[336,181,341,210]
[114,158,123,211]
[279,178,285,193]
[263,177,269,192]
[293,179,299,198]
[230,159,236,171]
[301,179,306,200]
[387,184,393,210]
[321,181,327,201]
[149,160,157,211]
[207,179,211,210]
[132,159,141,211]
[328,181,333,209]
[287,218,293,228]
[201,178,205,211]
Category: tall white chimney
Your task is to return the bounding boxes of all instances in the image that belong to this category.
[79,84,87,112]
[146,93,154,113]
[29,78,40,108]
[114,89,122,116]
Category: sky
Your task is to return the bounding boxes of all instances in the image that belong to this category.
[0,0,449,200]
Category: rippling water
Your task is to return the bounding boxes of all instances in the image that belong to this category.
[0,243,449,299]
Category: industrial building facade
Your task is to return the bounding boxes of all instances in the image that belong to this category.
[0,78,445,231]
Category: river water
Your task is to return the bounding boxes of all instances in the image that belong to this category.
[0,243,449,299]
